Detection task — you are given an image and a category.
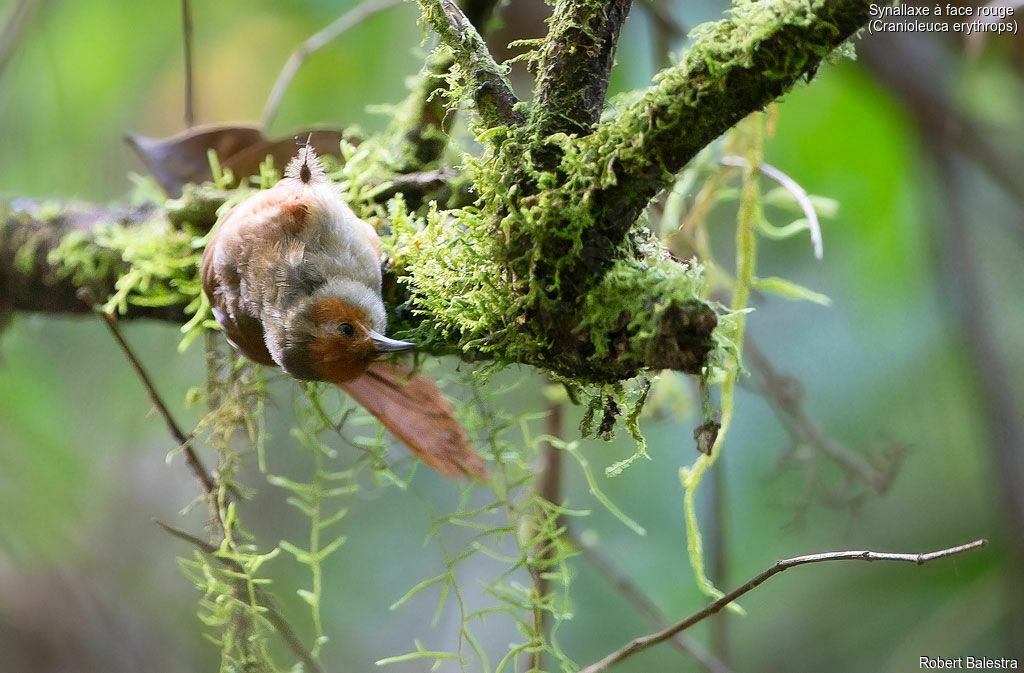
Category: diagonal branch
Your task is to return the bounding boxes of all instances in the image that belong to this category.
[530,0,633,138]
[395,0,503,170]
[83,290,219,501]
[414,0,524,128]
[578,539,987,673]
[580,0,873,239]
[570,532,735,673]
[261,0,404,130]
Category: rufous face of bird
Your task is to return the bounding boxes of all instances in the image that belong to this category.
[202,143,414,384]
[273,293,416,384]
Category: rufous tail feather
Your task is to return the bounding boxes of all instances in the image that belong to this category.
[337,362,488,480]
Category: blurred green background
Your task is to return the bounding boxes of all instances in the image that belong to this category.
[1,1,1022,672]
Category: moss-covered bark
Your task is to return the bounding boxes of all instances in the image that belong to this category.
[529,0,634,139]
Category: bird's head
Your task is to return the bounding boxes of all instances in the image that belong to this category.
[268,279,414,383]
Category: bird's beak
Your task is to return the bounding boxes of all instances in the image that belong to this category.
[368,329,416,353]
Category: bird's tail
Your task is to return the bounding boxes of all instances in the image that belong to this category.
[337,362,488,480]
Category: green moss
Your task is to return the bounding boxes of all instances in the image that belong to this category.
[577,255,707,362]
[48,216,213,349]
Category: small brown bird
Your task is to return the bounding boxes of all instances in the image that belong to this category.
[202,145,486,479]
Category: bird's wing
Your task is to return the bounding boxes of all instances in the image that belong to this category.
[339,362,488,480]
[200,192,301,367]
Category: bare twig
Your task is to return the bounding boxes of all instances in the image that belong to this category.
[745,340,894,494]
[0,0,44,79]
[578,539,987,673]
[261,0,404,129]
[570,532,735,673]
[180,0,195,126]
[415,0,524,128]
[78,288,218,499]
[154,521,326,673]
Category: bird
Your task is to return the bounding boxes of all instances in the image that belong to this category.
[201,144,486,480]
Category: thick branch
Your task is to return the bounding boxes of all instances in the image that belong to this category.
[414,0,524,128]
[579,539,987,673]
[0,201,185,319]
[489,0,871,350]
[2,196,715,382]
[581,0,872,239]
[530,0,633,138]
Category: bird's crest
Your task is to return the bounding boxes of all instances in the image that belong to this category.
[285,137,326,185]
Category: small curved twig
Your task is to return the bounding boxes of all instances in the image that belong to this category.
[578,539,987,673]
[262,0,404,129]
[569,532,736,673]
[721,155,823,259]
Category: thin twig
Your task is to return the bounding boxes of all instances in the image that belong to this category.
[154,521,327,673]
[180,0,195,126]
[745,339,893,494]
[570,532,735,673]
[261,0,404,129]
[78,288,218,499]
[578,539,987,673]
[0,0,44,79]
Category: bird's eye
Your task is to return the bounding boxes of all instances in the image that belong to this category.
[337,322,355,337]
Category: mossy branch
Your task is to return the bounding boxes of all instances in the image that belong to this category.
[413,0,525,128]
[395,0,502,170]
[530,0,634,138]
[0,201,189,320]
[1,195,717,383]
[578,0,872,234]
